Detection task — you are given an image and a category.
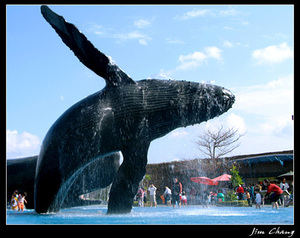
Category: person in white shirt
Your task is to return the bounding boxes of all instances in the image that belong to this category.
[280,178,290,206]
[280,178,290,194]
[163,186,172,206]
[148,184,157,207]
[255,189,261,209]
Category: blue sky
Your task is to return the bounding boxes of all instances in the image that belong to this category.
[7,5,294,163]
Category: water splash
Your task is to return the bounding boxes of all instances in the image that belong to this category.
[7,206,293,225]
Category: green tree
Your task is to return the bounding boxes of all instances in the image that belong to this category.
[230,165,243,188]
[142,174,151,189]
[223,165,244,201]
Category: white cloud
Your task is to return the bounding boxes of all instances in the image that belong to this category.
[166,38,184,44]
[179,52,204,61]
[176,7,241,20]
[86,23,151,45]
[147,73,173,80]
[138,39,147,45]
[86,23,105,36]
[176,9,211,20]
[252,42,293,65]
[223,26,241,31]
[263,33,290,40]
[223,41,234,48]
[234,74,293,116]
[205,46,222,60]
[114,31,151,45]
[223,41,249,48]
[225,113,247,134]
[204,112,247,136]
[234,74,293,139]
[168,129,189,139]
[177,46,222,71]
[134,19,151,29]
[160,46,222,75]
[7,130,40,159]
[218,8,238,17]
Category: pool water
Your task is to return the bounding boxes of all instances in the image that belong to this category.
[7,205,293,225]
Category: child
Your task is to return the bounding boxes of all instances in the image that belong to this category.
[245,189,251,207]
[18,192,27,211]
[181,191,187,206]
[163,186,172,206]
[143,189,147,206]
[217,190,225,203]
[136,187,144,207]
[11,194,18,211]
[255,189,261,209]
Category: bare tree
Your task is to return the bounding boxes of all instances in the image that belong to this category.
[197,125,245,160]
[196,125,246,177]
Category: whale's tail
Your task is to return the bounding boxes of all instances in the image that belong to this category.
[41,5,135,87]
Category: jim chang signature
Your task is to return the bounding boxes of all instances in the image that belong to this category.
[249,227,295,237]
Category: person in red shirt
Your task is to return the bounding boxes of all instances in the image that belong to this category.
[263,179,283,209]
[236,184,244,200]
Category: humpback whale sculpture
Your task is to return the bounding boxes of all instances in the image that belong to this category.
[33,5,235,214]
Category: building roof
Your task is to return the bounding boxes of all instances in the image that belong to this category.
[229,153,293,166]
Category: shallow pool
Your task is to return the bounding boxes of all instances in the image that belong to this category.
[7,205,293,225]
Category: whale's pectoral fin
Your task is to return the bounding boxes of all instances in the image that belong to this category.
[40,5,136,87]
[107,143,149,214]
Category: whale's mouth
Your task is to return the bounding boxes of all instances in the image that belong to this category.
[222,88,235,110]
[222,88,233,97]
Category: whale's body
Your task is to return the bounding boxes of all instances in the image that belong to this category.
[31,6,236,214]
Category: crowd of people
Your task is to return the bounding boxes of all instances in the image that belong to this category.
[9,178,293,211]
[135,177,293,210]
[234,178,293,209]
[136,177,186,208]
[136,177,234,208]
[10,190,27,211]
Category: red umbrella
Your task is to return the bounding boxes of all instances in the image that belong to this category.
[191,177,218,185]
[212,174,232,182]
